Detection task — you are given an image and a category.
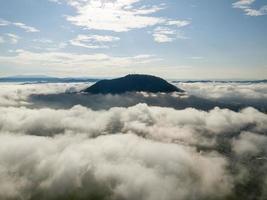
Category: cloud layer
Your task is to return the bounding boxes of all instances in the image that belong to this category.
[176,82,267,111]
[0,82,267,200]
[0,103,267,200]
[0,49,158,69]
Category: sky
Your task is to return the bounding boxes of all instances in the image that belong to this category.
[0,0,266,79]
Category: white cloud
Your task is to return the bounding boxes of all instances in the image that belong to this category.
[189,56,204,60]
[244,6,267,16]
[233,0,267,16]
[0,132,231,200]
[0,18,40,32]
[33,39,54,43]
[233,0,256,9]
[6,33,21,44]
[0,33,21,44]
[152,19,190,43]
[0,103,264,150]
[13,22,40,32]
[0,18,10,26]
[152,26,188,43]
[70,34,120,49]
[32,40,67,52]
[52,0,191,33]
[49,1,191,43]
[64,0,165,32]
[0,83,89,107]
[0,83,266,199]
[176,82,267,101]
[0,49,158,68]
[175,82,267,110]
[165,20,191,28]
[48,0,62,4]
[153,27,175,43]
[232,131,267,156]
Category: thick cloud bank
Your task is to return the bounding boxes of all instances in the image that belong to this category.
[0,133,231,200]
[1,82,267,111]
[0,83,89,107]
[176,82,267,111]
[29,81,267,111]
[0,82,267,200]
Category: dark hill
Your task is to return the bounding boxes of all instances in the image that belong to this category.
[83,74,184,94]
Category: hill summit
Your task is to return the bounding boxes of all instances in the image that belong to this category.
[83,74,184,94]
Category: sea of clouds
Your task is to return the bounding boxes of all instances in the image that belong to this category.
[0,82,267,200]
[176,82,267,111]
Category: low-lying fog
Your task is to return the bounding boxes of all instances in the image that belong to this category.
[0,81,267,200]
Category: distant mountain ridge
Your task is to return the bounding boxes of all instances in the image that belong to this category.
[83,74,184,94]
[172,80,267,83]
[0,75,265,84]
[0,75,100,83]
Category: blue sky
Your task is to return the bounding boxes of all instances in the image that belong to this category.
[0,0,266,79]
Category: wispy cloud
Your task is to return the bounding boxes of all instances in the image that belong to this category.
[0,49,158,68]
[31,41,67,52]
[233,0,256,9]
[32,39,53,43]
[6,33,21,44]
[0,18,40,32]
[0,18,10,26]
[13,22,40,32]
[153,27,176,43]
[0,36,4,43]
[165,20,191,27]
[233,0,267,16]
[48,0,62,4]
[70,34,120,49]
[152,20,190,43]
[0,33,21,44]
[189,56,204,60]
